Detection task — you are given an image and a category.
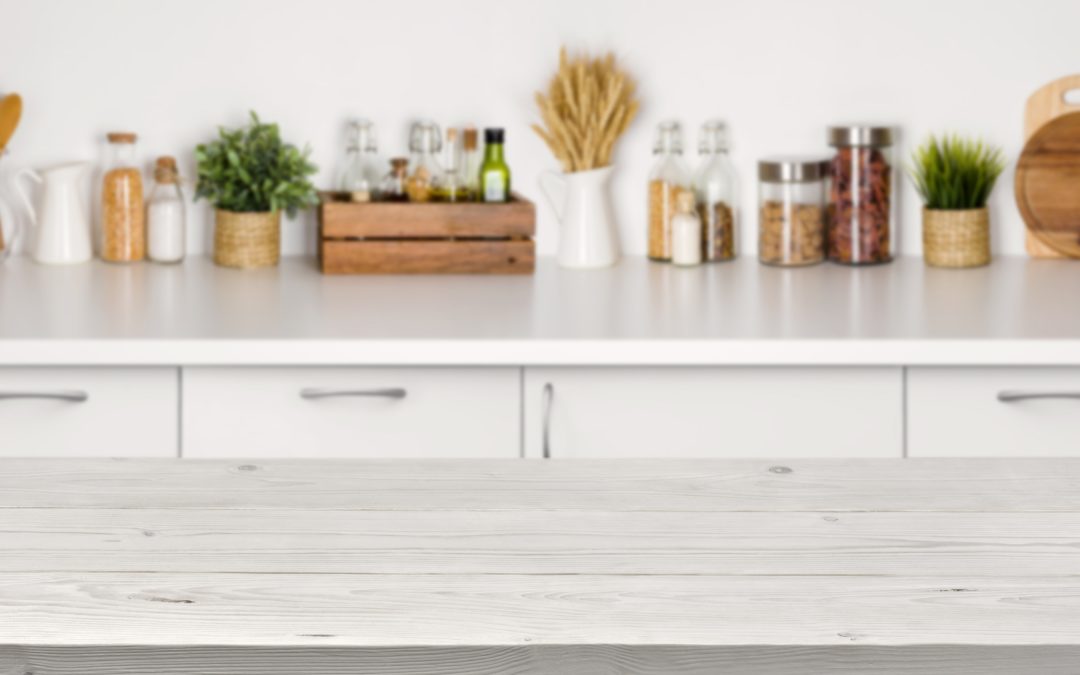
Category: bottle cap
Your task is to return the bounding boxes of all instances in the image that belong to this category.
[154,156,179,183]
[653,120,683,154]
[484,128,505,144]
[409,120,442,153]
[699,120,729,153]
[676,190,696,213]
[107,132,137,144]
[390,157,408,175]
[758,156,831,183]
[827,125,893,148]
[463,127,478,151]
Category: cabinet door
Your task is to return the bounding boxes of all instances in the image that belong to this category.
[183,367,521,458]
[524,367,902,458]
[0,367,179,457]
[909,367,1080,457]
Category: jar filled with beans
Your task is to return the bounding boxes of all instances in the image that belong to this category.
[757,157,829,267]
[827,125,896,265]
[101,132,146,263]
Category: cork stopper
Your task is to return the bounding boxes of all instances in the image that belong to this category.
[154,156,179,184]
[107,132,137,144]
[676,190,696,213]
[447,128,458,144]
[463,127,478,151]
[390,157,408,177]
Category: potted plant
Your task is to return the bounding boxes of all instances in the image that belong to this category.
[909,135,1005,268]
[195,112,318,269]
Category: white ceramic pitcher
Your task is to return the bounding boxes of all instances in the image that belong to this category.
[539,166,621,269]
[15,162,93,265]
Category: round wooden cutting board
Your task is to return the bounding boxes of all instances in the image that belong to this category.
[1016,111,1080,258]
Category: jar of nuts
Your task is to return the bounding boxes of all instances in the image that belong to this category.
[757,157,829,267]
[827,125,896,265]
[647,121,692,262]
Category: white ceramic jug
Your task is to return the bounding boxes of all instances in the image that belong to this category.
[539,166,621,269]
[15,162,93,265]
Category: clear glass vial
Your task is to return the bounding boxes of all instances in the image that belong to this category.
[337,119,381,202]
[693,120,737,262]
[406,120,443,202]
[380,158,409,202]
[146,156,185,264]
[827,125,896,265]
[671,190,703,266]
[432,128,473,203]
[758,157,829,267]
[647,120,692,261]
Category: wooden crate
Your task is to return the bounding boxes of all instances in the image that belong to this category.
[318,192,535,274]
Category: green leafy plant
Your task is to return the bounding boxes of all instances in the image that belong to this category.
[195,112,318,216]
[909,135,1006,210]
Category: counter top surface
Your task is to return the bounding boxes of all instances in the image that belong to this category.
[1,255,1079,364]
[1,458,1079,664]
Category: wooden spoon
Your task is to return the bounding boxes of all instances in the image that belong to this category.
[0,93,23,153]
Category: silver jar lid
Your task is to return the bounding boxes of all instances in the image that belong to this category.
[758,156,830,183]
[827,125,894,147]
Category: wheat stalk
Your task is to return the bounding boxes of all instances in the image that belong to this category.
[532,47,639,173]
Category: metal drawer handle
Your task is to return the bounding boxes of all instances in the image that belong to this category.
[300,388,407,401]
[542,383,554,459]
[998,390,1080,403]
[0,390,89,403]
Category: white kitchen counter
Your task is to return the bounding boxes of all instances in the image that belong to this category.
[0,255,1079,365]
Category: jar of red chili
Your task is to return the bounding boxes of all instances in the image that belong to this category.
[827,126,896,265]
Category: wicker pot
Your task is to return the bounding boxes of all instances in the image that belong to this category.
[213,210,281,269]
[922,208,990,268]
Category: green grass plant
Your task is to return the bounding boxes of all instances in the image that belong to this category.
[909,135,1005,210]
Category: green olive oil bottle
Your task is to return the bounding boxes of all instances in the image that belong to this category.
[479,128,511,202]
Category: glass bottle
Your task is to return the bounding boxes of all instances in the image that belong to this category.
[101,132,145,263]
[671,190,703,266]
[758,157,829,267]
[380,158,409,202]
[432,128,473,202]
[479,128,511,203]
[337,119,381,203]
[146,156,185,264]
[694,120,737,262]
[647,121,692,261]
[406,120,443,202]
[827,125,896,265]
[462,127,482,198]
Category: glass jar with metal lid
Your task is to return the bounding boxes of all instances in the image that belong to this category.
[827,125,896,265]
[758,157,829,267]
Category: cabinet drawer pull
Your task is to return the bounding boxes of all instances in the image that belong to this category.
[300,388,407,401]
[542,383,554,459]
[0,390,89,403]
[997,390,1080,403]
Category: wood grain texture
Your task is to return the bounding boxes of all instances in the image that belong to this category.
[5,645,1080,675]
[320,193,535,239]
[3,508,1079,576]
[4,573,1080,647]
[2,458,1080,511]
[320,239,535,274]
[1015,112,1080,258]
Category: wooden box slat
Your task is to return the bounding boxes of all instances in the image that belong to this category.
[321,239,534,275]
[320,193,535,239]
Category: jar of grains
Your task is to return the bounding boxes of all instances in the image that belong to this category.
[758,157,829,267]
[693,120,737,262]
[827,125,896,265]
[101,132,146,263]
[647,121,692,261]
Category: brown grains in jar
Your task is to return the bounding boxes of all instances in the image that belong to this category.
[700,200,735,261]
[648,179,685,261]
[829,146,892,264]
[759,200,825,266]
[102,167,146,262]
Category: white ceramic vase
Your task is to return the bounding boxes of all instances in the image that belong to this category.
[539,166,620,269]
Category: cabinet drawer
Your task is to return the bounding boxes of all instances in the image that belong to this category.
[0,367,178,457]
[909,367,1080,457]
[524,367,902,458]
[182,367,521,458]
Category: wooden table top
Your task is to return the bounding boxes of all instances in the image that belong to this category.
[1,458,1079,674]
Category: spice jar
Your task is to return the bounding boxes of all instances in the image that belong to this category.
[647,121,692,261]
[827,125,896,265]
[146,156,185,264]
[406,120,443,203]
[380,158,409,202]
[693,120,737,262]
[101,132,145,263]
[758,157,829,267]
[671,190,703,266]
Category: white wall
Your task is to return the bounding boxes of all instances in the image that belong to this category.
[1,0,1077,258]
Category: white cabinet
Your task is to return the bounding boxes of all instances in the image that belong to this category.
[182,367,521,458]
[523,367,902,458]
[0,367,178,457]
[908,367,1080,457]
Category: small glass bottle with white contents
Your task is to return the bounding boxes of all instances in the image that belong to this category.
[146,156,186,264]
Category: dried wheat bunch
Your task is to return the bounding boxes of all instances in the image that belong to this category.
[532,47,640,173]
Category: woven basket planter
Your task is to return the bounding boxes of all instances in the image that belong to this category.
[213,210,281,269]
[922,208,990,268]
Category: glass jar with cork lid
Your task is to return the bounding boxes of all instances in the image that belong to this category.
[146,156,186,264]
[101,132,146,263]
